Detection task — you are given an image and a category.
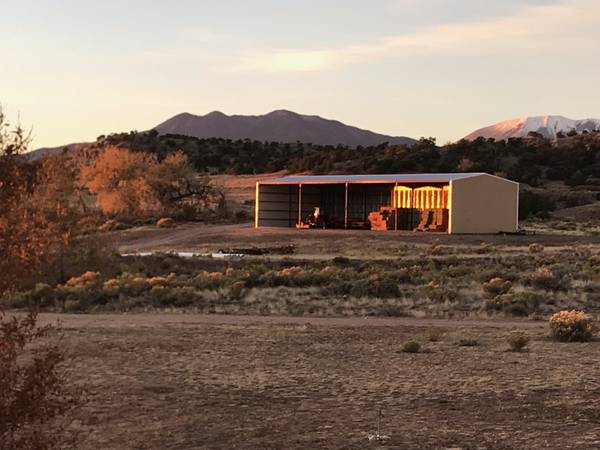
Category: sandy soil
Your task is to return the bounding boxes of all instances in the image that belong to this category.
[115,222,600,257]
[40,313,600,450]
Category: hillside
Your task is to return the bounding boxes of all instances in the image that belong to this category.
[154,109,416,147]
[25,142,85,161]
[465,115,600,141]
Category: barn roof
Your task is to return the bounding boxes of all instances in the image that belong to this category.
[260,173,489,185]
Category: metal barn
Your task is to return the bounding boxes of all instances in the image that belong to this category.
[254,173,519,234]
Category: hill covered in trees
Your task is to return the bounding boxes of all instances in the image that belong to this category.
[34,129,600,219]
[96,130,600,187]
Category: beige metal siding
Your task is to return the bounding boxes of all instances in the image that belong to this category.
[450,174,518,234]
[256,184,292,228]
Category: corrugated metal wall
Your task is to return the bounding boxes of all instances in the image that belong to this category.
[450,175,518,233]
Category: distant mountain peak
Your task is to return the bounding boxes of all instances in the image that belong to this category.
[205,110,227,117]
[268,109,295,115]
[464,115,600,141]
[153,109,415,147]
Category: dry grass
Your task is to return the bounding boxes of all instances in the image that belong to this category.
[40,313,600,450]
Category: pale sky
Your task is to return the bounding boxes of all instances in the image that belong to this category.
[2,0,600,148]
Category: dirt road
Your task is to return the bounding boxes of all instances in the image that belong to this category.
[114,222,600,256]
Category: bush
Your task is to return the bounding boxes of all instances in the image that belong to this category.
[427,329,445,342]
[529,243,544,254]
[483,277,512,296]
[228,281,247,300]
[530,267,561,291]
[422,283,460,303]
[66,271,100,287]
[401,341,421,353]
[99,219,128,232]
[0,312,79,449]
[485,291,543,317]
[549,310,594,342]
[156,217,175,228]
[507,332,530,352]
[519,190,556,219]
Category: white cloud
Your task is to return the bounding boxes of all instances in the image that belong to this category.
[237,0,600,73]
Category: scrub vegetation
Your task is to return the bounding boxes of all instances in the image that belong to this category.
[6,238,600,320]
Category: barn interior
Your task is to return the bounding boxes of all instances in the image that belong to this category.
[256,180,450,232]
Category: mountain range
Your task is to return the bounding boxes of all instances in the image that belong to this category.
[154,110,416,147]
[464,115,600,141]
[27,112,600,160]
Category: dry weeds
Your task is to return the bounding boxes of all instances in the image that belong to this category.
[40,313,600,450]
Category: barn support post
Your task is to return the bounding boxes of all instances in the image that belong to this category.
[255,182,260,228]
[298,184,302,225]
[394,182,398,231]
[363,185,367,222]
[344,182,349,230]
[288,185,292,227]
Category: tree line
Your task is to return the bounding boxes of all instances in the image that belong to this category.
[98,130,600,188]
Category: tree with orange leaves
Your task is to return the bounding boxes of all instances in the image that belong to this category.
[80,146,161,217]
[0,108,80,449]
[81,146,218,219]
[0,109,64,293]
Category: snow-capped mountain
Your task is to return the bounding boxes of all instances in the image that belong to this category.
[464,115,600,141]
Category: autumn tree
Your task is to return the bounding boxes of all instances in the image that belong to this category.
[0,108,80,449]
[0,109,53,292]
[80,146,160,217]
[147,151,218,218]
[81,146,219,219]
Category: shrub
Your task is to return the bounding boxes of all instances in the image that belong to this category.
[0,312,79,449]
[485,291,543,317]
[589,255,600,267]
[427,329,445,342]
[549,310,594,342]
[5,283,55,309]
[519,190,556,219]
[530,267,561,291]
[66,271,100,287]
[422,284,460,303]
[99,219,127,232]
[156,217,175,228]
[483,277,512,296]
[507,332,530,352]
[150,286,198,308]
[228,281,247,300]
[401,341,421,353]
[529,243,544,254]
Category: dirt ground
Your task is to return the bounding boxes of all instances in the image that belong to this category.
[42,313,600,450]
[115,222,600,257]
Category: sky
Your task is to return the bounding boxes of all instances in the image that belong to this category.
[2,0,600,148]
